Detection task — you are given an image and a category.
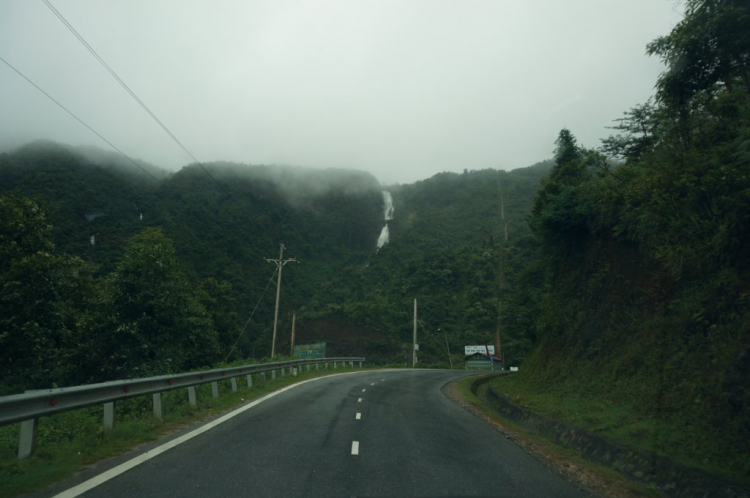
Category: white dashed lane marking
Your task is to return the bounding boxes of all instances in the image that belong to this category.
[356,412,361,420]
[358,398,362,402]
[370,383,375,386]
[362,389,366,392]
[351,441,360,455]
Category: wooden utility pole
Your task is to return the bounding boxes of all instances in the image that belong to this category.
[495,188,508,368]
[440,327,452,368]
[265,244,298,358]
[289,311,297,357]
[412,299,418,368]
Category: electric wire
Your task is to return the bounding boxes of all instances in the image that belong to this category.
[42,0,226,192]
[5,7,262,353]
[1,56,196,258]
[224,266,279,362]
[0,55,165,187]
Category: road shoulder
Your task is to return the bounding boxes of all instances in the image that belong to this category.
[442,375,653,498]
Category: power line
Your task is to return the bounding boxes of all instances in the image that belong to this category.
[224,266,279,363]
[0,55,165,187]
[42,0,226,192]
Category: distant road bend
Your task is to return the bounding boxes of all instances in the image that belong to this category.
[48,370,585,498]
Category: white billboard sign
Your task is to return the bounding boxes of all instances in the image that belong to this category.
[464,345,495,355]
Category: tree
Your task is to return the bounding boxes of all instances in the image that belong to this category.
[196,277,242,359]
[647,0,750,107]
[0,194,93,393]
[600,100,660,161]
[530,130,594,245]
[93,227,220,378]
[553,128,581,167]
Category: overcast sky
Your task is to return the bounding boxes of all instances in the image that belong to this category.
[1,1,683,185]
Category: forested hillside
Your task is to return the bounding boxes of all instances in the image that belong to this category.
[0,142,388,393]
[296,163,552,365]
[502,0,750,481]
[0,140,550,393]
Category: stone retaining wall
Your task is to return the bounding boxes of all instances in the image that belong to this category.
[478,378,748,498]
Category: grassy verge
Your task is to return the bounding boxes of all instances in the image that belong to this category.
[488,374,749,486]
[455,375,662,497]
[0,365,368,498]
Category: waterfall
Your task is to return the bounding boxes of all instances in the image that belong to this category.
[383,191,394,220]
[377,224,390,249]
[377,191,393,249]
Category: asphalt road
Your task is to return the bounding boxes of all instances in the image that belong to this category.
[56,369,586,498]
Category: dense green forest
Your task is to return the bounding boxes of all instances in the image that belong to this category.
[0,138,549,393]
[513,0,750,480]
[298,164,552,365]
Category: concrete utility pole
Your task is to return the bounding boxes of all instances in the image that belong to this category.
[265,244,298,358]
[413,299,418,368]
[289,311,297,357]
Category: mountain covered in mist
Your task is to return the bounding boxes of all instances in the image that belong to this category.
[0,140,549,372]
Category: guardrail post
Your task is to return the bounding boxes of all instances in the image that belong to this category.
[230,378,238,392]
[350,361,353,368]
[261,372,267,382]
[316,363,319,370]
[271,370,276,380]
[359,361,362,368]
[103,402,115,429]
[153,393,163,419]
[306,364,310,371]
[334,361,337,369]
[325,362,328,369]
[18,418,38,459]
[246,374,253,387]
[281,368,285,377]
[211,381,219,398]
[188,386,197,406]
[292,367,297,377]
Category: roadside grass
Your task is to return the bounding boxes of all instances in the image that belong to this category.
[456,375,662,497]
[0,364,368,498]
[488,374,749,486]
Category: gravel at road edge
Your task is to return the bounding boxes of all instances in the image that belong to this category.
[442,379,648,498]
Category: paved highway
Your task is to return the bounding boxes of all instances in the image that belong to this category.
[52,370,585,497]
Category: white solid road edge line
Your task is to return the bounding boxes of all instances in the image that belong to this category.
[351,441,360,455]
[53,370,367,498]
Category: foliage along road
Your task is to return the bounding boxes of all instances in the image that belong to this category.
[45,370,585,497]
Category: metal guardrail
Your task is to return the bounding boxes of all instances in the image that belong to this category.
[0,356,364,458]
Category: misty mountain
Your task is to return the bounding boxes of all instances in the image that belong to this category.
[294,162,553,364]
[3,140,171,184]
[0,140,548,368]
[70,143,171,183]
[387,161,552,257]
[204,161,382,202]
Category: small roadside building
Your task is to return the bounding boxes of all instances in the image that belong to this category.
[464,352,503,370]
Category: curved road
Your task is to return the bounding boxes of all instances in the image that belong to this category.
[52,370,585,498]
